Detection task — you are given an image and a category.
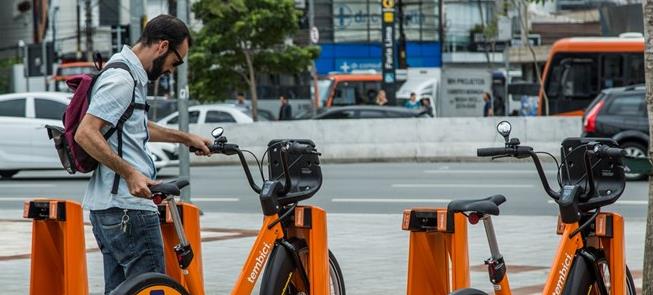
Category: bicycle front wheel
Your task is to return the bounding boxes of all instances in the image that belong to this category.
[588,250,636,295]
[259,239,346,295]
[111,272,190,295]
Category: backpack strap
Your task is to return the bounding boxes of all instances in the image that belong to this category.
[91,61,149,194]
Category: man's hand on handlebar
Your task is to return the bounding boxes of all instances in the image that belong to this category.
[186,134,212,156]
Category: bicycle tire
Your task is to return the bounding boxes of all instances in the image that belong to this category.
[587,249,636,295]
[110,272,189,295]
[259,239,346,295]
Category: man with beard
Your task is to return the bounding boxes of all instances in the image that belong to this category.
[74,15,211,294]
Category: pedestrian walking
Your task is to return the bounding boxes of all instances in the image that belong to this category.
[483,91,493,117]
[278,95,293,120]
[235,92,251,110]
[375,89,388,106]
[420,97,434,117]
[404,92,421,110]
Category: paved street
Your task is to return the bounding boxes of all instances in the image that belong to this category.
[0,162,648,293]
[0,162,648,218]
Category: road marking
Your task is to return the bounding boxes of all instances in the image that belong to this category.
[393,184,535,188]
[547,200,648,206]
[0,184,56,188]
[332,198,451,203]
[190,198,240,202]
[424,170,557,174]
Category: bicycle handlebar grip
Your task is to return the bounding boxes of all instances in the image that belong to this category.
[191,145,221,153]
[477,147,508,157]
[287,142,314,154]
[596,146,626,158]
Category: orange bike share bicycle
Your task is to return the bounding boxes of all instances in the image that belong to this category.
[403,121,636,295]
[113,127,345,295]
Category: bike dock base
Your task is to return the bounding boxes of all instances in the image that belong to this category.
[402,208,470,294]
[23,199,88,295]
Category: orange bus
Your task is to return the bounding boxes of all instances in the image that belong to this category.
[318,73,382,107]
[539,35,644,115]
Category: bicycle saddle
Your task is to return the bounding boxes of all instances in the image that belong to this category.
[450,288,489,295]
[150,179,190,196]
[447,194,506,216]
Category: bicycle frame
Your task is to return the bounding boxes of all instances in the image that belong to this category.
[543,212,627,295]
[403,209,628,295]
[161,202,331,295]
[153,135,331,295]
[231,214,286,295]
[230,205,330,295]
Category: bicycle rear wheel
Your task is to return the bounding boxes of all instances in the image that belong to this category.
[111,272,189,295]
[259,239,346,295]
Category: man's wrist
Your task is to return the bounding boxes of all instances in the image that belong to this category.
[178,132,192,146]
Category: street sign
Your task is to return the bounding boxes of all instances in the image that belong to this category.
[381,0,396,103]
[310,26,320,44]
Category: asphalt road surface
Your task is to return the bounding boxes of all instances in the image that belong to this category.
[0,161,648,219]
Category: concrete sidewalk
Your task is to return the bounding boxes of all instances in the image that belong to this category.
[0,210,645,294]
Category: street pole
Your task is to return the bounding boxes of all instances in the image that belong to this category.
[85,0,92,61]
[42,40,48,91]
[130,0,145,46]
[439,0,444,54]
[504,46,509,116]
[19,41,29,92]
[76,0,81,59]
[177,0,191,202]
[397,0,407,69]
[309,0,319,114]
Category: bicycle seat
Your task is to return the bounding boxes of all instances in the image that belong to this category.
[450,288,489,295]
[150,179,190,196]
[447,194,506,216]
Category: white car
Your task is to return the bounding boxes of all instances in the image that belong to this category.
[157,104,255,125]
[0,92,177,178]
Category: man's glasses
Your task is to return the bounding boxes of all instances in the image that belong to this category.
[170,47,184,67]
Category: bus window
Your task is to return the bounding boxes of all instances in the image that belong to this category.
[601,54,624,88]
[625,54,644,85]
[333,82,359,106]
[363,82,381,104]
[559,58,597,98]
[317,79,333,106]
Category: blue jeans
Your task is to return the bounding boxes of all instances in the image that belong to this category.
[90,208,165,294]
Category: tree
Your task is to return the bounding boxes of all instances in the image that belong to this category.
[643,2,653,293]
[190,0,320,121]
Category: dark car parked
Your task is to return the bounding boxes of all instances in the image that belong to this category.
[312,106,430,120]
[582,84,648,179]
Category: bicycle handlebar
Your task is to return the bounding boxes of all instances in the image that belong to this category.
[191,143,263,193]
[477,145,561,199]
[192,138,318,197]
[593,145,625,158]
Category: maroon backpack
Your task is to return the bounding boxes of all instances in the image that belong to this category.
[46,61,147,194]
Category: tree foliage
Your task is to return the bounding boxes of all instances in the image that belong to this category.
[189,0,320,118]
